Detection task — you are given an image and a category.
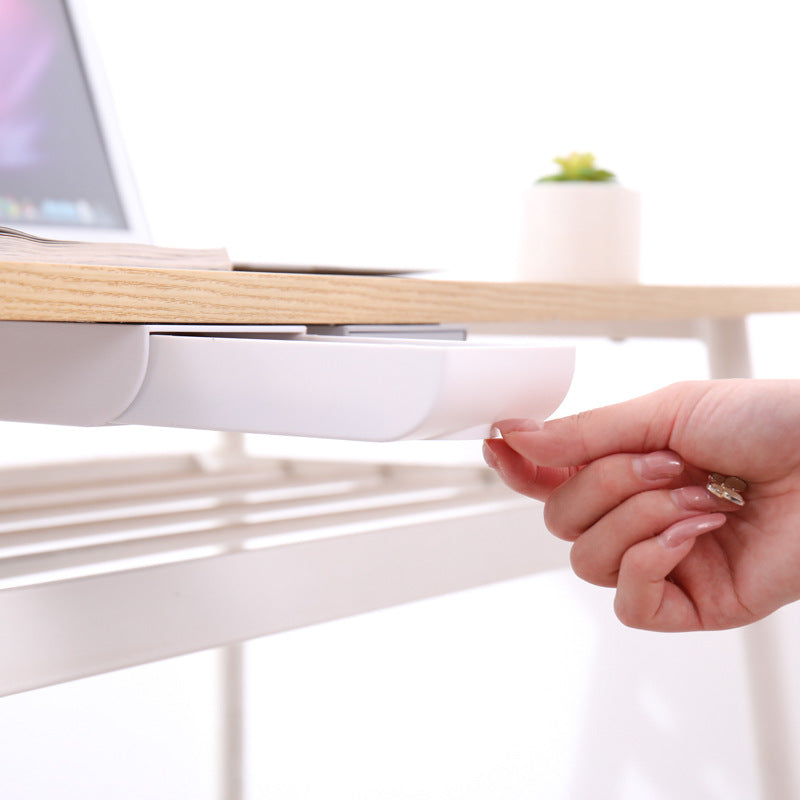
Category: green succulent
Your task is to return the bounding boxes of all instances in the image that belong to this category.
[537,152,616,183]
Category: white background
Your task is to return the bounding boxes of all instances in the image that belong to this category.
[2,0,800,798]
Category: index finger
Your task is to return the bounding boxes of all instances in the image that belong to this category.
[494,383,703,468]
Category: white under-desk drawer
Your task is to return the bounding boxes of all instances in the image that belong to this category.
[0,322,574,441]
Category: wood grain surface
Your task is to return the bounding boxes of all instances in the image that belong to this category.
[3,260,800,324]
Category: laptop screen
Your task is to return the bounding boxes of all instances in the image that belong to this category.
[0,0,139,235]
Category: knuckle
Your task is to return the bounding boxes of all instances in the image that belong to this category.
[620,543,652,575]
[614,593,647,629]
[569,541,615,587]
[542,502,575,540]
[570,411,595,462]
[568,542,588,577]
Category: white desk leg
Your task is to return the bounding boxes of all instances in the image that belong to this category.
[741,619,795,799]
[701,317,796,799]
[699,316,753,380]
[219,642,245,800]
[217,432,247,800]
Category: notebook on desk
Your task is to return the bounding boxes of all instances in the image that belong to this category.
[0,1,426,276]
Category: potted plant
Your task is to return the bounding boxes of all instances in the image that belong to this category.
[517,152,641,283]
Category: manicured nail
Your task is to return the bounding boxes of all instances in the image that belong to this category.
[494,419,542,435]
[482,439,500,470]
[671,485,720,511]
[659,513,727,549]
[633,451,684,481]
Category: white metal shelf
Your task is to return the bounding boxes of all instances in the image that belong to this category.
[0,452,567,696]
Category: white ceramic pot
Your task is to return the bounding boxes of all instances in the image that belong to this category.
[517,183,641,283]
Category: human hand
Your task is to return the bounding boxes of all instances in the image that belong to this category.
[483,380,800,632]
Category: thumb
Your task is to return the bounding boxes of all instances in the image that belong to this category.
[496,384,693,468]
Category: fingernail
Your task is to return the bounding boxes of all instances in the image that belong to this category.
[482,439,500,470]
[671,485,719,511]
[659,513,727,549]
[494,419,542,436]
[633,451,684,481]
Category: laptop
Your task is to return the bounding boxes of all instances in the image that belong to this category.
[0,0,426,275]
[0,0,151,244]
